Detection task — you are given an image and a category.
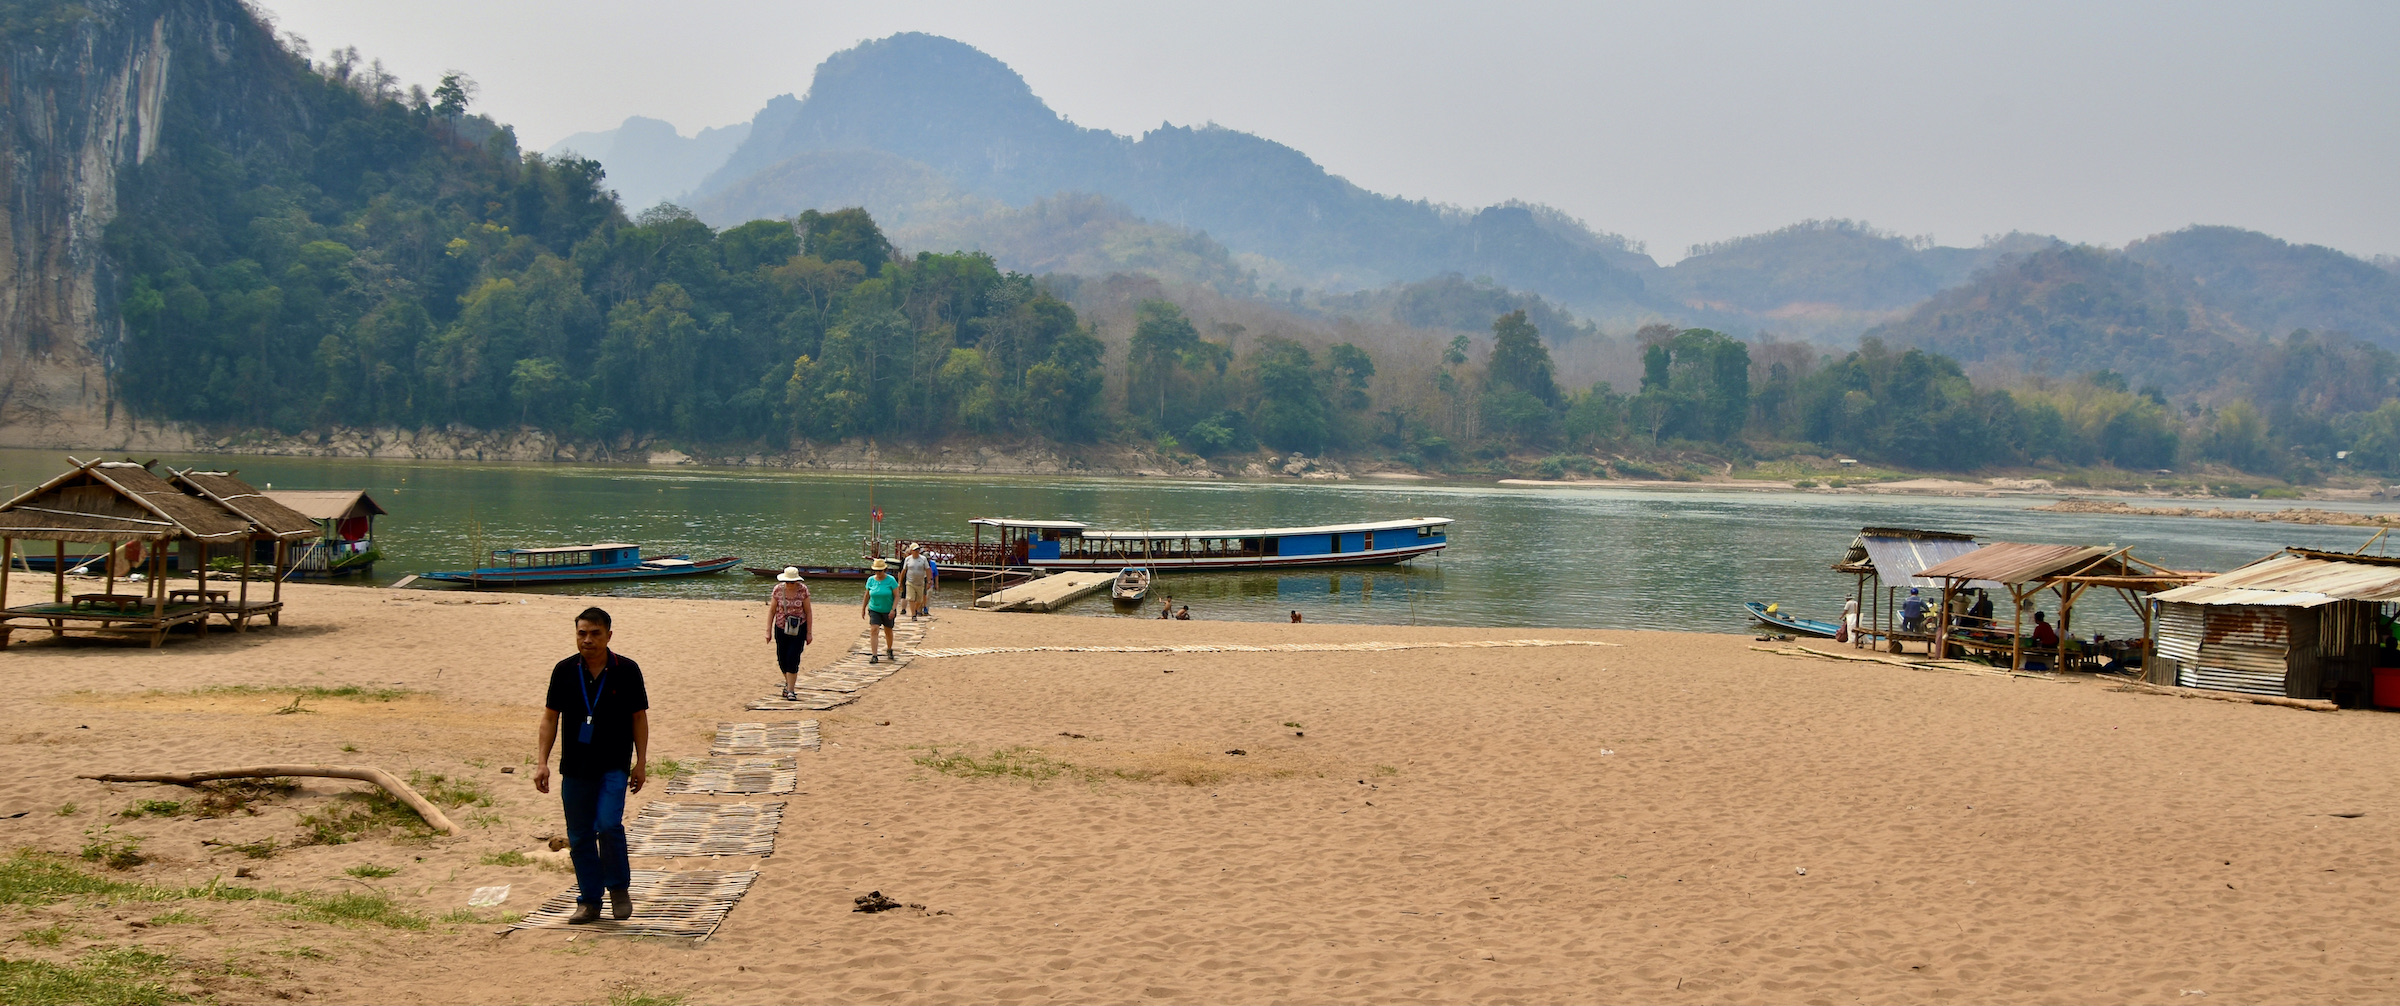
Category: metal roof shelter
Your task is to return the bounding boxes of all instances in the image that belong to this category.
[2149,548,2400,700]
[1831,528,1986,651]
[1917,542,2205,671]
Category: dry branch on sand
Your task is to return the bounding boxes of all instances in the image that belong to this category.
[76,764,460,835]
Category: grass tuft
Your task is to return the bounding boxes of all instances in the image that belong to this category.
[342,864,398,879]
[79,828,144,871]
[479,851,531,868]
[0,852,426,930]
[117,800,183,820]
[295,773,481,847]
[607,985,689,1006]
[0,946,178,1005]
[191,779,297,819]
[16,923,73,947]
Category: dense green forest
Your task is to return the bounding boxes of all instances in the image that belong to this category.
[93,29,2400,483]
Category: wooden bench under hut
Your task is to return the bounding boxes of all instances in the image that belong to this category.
[167,469,321,631]
[0,459,260,648]
[1832,528,1984,652]
[1915,542,2204,672]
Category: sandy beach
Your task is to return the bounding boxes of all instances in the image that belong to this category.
[4,576,2400,1004]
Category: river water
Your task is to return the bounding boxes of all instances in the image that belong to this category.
[4,448,2391,635]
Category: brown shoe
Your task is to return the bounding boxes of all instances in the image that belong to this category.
[567,902,601,924]
[609,887,632,920]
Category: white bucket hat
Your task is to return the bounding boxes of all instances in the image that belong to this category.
[776,566,803,582]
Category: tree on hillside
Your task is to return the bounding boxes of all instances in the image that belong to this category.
[1486,310,1559,405]
[1248,337,1329,452]
[799,208,895,276]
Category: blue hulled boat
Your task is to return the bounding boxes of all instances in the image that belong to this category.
[1744,601,1842,638]
[421,544,741,587]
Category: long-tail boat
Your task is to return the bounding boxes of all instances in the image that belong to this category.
[422,544,739,587]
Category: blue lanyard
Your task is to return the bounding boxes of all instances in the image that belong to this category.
[577,657,609,729]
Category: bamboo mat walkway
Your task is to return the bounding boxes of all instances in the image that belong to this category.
[747,617,929,710]
[624,802,786,858]
[710,720,821,755]
[662,757,798,795]
[509,870,760,940]
[911,638,1623,659]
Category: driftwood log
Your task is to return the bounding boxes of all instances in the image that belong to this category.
[78,765,459,835]
[2107,680,2340,712]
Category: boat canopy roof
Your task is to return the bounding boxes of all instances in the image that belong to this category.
[496,543,637,554]
[1078,517,1453,541]
[969,518,1090,531]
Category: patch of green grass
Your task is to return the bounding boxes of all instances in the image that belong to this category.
[79,828,144,871]
[16,923,73,947]
[651,758,690,780]
[342,864,398,879]
[146,909,204,925]
[1282,721,1303,729]
[479,851,531,867]
[0,852,425,930]
[1373,764,1401,777]
[607,985,689,1006]
[221,839,277,861]
[0,946,178,1005]
[277,891,426,930]
[54,804,76,817]
[191,779,297,819]
[339,744,357,753]
[408,772,492,810]
[117,800,183,820]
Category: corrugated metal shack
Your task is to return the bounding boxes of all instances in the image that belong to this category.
[1917,543,2204,671]
[1831,528,1989,650]
[2149,548,2400,701]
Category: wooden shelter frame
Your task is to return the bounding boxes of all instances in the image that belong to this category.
[1922,545,2205,671]
[0,459,271,648]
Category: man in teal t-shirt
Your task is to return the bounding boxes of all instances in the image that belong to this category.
[861,558,898,663]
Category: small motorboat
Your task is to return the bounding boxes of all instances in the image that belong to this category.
[422,544,740,587]
[1744,601,1841,638]
[1111,566,1152,603]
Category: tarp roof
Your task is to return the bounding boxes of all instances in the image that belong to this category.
[172,471,319,540]
[1849,532,1992,588]
[1916,542,2116,585]
[2154,550,2400,607]
[0,461,254,542]
[261,489,387,522]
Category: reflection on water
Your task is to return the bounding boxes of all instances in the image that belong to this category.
[0,447,2389,634]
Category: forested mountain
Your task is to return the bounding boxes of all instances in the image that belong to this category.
[685,33,1659,313]
[2125,226,2400,350]
[544,116,749,213]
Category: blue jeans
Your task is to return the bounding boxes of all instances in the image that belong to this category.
[559,771,629,904]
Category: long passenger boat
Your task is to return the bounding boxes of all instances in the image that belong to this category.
[421,544,741,587]
[899,516,1451,573]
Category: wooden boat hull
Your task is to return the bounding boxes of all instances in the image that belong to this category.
[422,555,742,586]
[1744,601,1841,638]
[1111,567,1151,603]
[1034,542,1445,573]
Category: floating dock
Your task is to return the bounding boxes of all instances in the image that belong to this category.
[973,571,1115,612]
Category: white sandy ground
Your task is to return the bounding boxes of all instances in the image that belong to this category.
[3,575,2400,1003]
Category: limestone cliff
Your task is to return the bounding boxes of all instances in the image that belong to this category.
[0,0,254,451]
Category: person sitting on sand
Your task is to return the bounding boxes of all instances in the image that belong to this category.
[862,559,898,663]
[1174,605,1191,620]
[767,567,814,701]
[533,606,648,925]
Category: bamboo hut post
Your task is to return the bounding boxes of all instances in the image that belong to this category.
[1,537,11,614]
[2009,585,2026,671]
[1936,582,1953,658]
[272,539,285,604]
[150,547,166,618]
[51,541,64,603]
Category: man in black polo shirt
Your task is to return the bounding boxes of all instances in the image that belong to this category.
[533,606,649,924]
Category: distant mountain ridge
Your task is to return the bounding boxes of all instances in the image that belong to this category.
[568,32,2400,365]
[546,116,749,212]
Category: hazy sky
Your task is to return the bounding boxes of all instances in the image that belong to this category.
[258,0,2398,264]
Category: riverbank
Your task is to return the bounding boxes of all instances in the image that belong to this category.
[4,578,2399,1003]
[2035,497,2400,528]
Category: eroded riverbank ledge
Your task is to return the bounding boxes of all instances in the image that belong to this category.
[2035,496,2400,527]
